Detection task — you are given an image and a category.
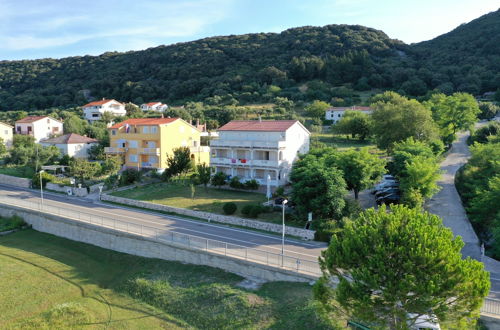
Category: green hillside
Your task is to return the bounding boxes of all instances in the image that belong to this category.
[0,9,498,111]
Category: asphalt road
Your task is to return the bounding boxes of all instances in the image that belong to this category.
[0,184,326,264]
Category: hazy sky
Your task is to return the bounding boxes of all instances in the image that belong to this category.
[0,0,498,60]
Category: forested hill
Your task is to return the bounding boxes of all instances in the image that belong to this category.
[0,9,498,111]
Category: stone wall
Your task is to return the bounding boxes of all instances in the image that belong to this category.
[102,193,315,240]
[0,174,31,188]
[45,183,89,197]
[0,204,316,283]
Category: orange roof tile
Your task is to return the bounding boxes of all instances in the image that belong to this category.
[42,133,98,144]
[218,120,298,132]
[327,106,372,111]
[145,102,162,106]
[16,116,63,124]
[83,99,122,107]
[109,118,178,129]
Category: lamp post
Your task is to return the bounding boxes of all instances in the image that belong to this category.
[281,199,288,267]
[39,170,45,208]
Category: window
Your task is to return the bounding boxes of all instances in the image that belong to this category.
[148,141,156,148]
[92,113,99,118]
[149,156,158,163]
[112,130,116,136]
[47,119,50,123]
[128,140,138,148]
[3,130,7,135]
[17,126,21,132]
[143,126,149,134]
[129,154,138,162]
[279,151,283,161]
[151,126,157,134]
[193,141,198,147]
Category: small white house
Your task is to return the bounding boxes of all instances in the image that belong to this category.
[210,120,310,186]
[82,99,126,121]
[0,121,13,148]
[15,116,63,142]
[140,102,168,112]
[40,133,98,159]
[325,106,373,122]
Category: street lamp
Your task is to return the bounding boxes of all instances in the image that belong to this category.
[39,170,45,208]
[281,199,288,267]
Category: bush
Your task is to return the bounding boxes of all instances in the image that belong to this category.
[241,205,253,216]
[401,188,424,209]
[229,176,244,189]
[222,202,237,215]
[32,171,56,188]
[273,186,285,198]
[0,214,26,231]
[104,174,119,189]
[243,179,259,190]
[211,172,226,187]
[314,219,338,242]
[248,205,263,218]
[120,168,141,186]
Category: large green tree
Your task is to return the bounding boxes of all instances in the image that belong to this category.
[370,92,439,150]
[314,205,490,329]
[305,100,331,119]
[332,110,371,140]
[389,137,435,178]
[163,147,193,181]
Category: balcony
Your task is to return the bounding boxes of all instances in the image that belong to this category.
[104,147,126,154]
[210,157,281,168]
[210,139,286,149]
[16,131,34,136]
[139,147,160,155]
[190,146,210,153]
[141,162,159,168]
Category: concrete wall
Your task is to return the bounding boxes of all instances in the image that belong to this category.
[0,174,32,188]
[101,193,315,240]
[0,204,315,283]
[45,183,88,197]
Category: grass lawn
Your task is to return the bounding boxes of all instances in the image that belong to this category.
[312,132,378,151]
[0,165,35,178]
[111,182,288,225]
[0,230,337,329]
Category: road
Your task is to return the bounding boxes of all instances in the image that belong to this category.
[0,184,326,265]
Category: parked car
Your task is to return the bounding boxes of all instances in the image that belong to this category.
[373,180,398,193]
[383,174,395,181]
[375,188,400,198]
[376,193,400,205]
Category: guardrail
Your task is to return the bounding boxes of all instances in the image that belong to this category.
[0,196,321,277]
[482,297,500,316]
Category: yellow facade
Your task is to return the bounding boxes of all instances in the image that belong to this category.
[106,118,210,170]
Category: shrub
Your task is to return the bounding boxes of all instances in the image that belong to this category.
[229,176,244,189]
[273,186,285,198]
[401,188,424,209]
[243,179,259,190]
[104,174,119,189]
[211,172,226,187]
[222,202,237,215]
[120,168,141,186]
[241,205,253,216]
[314,219,338,242]
[249,205,263,218]
[32,171,56,188]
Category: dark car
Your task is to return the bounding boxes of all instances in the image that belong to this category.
[375,188,400,198]
[376,193,400,205]
[274,197,286,205]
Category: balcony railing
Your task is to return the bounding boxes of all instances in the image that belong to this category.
[139,147,160,155]
[210,157,280,167]
[141,162,159,168]
[104,147,126,153]
[210,139,286,149]
[16,131,34,136]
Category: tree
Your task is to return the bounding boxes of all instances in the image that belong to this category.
[125,103,143,118]
[332,110,371,140]
[0,138,6,157]
[196,163,211,190]
[389,137,435,178]
[371,92,439,149]
[163,147,193,181]
[327,148,386,199]
[63,114,88,135]
[399,155,441,200]
[424,93,480,144]
[69,158,101,185]
[290,154,347,221]
[314,205,490,329]
[211,171,226,187]
[305,100,331,119]
[101,155,122,175]
[478,102,499,120]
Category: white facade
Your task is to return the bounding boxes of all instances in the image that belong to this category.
[0,121,13,148]
[325,106,373,122]
[15,116,63,143]
[210,121,310,186]
[83,99,126,121]
[40,141,96,159]
[140,102,168,112]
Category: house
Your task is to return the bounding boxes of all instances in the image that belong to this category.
[0,121,13,148]
[15,116,63,142]
[105,117,209,170]
[325,106,373,122]
[140,102,168,112]
[82,99,126,121]
[210,120,310,187]
[40,133,98,159]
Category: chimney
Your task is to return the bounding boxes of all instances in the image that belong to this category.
[258,115,262,123]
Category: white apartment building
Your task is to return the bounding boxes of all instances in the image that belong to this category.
[15,116,63,142]
[325,106,373,122]
[0,121,13,148]
[210,120,310,186]
[140,102,168,112]
[82,99,126,121]
[40,133,98,159]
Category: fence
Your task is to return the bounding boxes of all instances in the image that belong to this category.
[482,298,500,316]
[0,196,321,277]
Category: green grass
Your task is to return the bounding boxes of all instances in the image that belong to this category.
[312,132,377,151]
[0,165,35,178]
[0,230,337,329]
[0,215,26,232]
[111,182,287,225]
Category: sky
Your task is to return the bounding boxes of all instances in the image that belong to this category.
[0,0,498,61]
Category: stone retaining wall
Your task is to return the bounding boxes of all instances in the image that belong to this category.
[45,183,89,197]
[0,204,315,283]
[0,174,31,188]
[102,193,315,240]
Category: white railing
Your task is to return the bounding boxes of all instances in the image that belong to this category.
[139,147,160,155]
[104,147,126,153]
[0,196,321,277]
[210,140,286,149]
[481,297,500,315]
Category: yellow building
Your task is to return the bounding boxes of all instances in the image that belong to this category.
[0,121,13,148]
[105,118,209,170]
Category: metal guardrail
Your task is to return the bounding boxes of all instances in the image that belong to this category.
[482,298,500,315]
[0,196,321,277]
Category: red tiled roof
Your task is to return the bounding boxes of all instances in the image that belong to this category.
[145,102,161,106]
[42,133,98,144]
[218,120,298,132]
[327,106,372,111]
[109,118,178,129]
[16,116,52,124]
[82,99,121,107]
[0,121,13,128]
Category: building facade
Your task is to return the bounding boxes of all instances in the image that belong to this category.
[0,121,13,148]
[82,99,126,121]
[40,133,98,159]
[210,120,310,186]
[325,106,373,122]
[105,118,209,170]
[15,116,63,142]
[140,102,168,112]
